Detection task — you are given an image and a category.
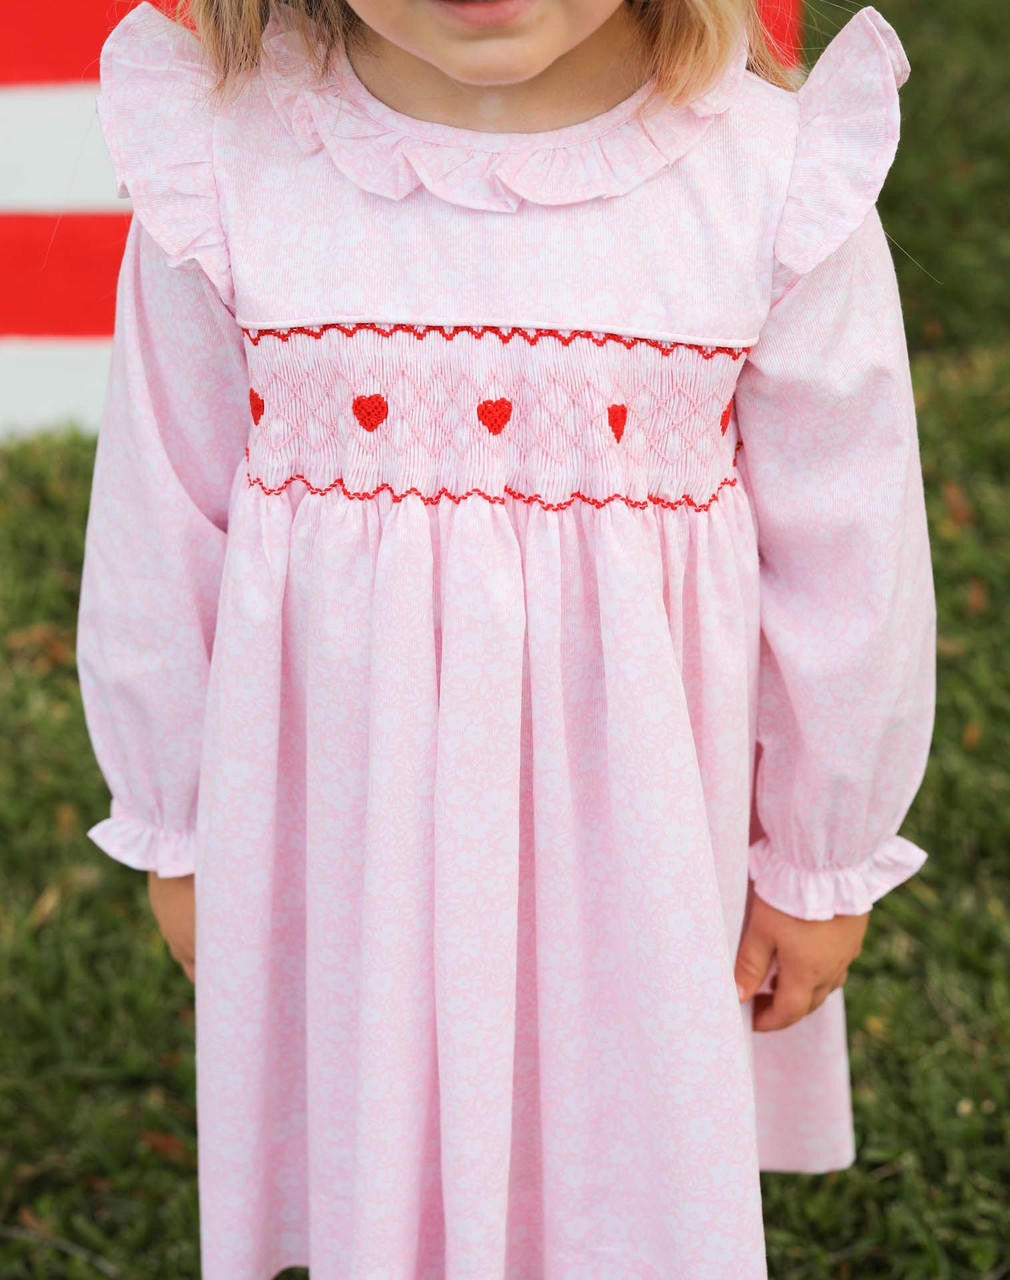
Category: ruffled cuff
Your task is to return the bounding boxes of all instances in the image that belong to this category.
[748,833,928,921]
[86,798,197,878]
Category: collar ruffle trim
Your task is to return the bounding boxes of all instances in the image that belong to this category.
[260,2,749,212]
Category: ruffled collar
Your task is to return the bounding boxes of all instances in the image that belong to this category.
[260,1,749,212]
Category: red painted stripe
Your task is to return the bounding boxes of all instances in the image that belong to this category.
[0,213,130,337]
[759,0,803,66]
[0,0,193,85]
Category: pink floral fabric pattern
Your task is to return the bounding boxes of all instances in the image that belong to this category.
[77,3,936,1276]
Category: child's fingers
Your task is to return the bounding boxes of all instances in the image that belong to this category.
[806,980,835,1016]
[734,920,775,1003]
[751,972,814,1032]
[752,957,851,1030]
[810,962,850,1011]
[168,940,196,981]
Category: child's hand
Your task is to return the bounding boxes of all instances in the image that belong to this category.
[733,889,869,1032]
[147,870,196,984]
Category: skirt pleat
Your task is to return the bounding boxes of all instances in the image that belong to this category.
[431,496,527,1278]
[197,485,309,1280]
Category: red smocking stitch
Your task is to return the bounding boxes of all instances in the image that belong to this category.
[477,398,512,435]
[609,403,627,443]
[241,321,752,360]
[352,394,388,432]
[242,439,745,514]
[249,388,264,425]
[720,397,733,435]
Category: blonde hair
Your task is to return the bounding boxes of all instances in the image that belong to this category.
[176,0,803,112]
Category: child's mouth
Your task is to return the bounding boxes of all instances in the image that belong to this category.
[429,0,537,29]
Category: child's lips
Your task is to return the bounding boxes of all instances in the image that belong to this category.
[429,0,537,30]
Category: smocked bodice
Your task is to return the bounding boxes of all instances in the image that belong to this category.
[241,322,748,513]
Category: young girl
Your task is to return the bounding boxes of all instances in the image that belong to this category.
[76,0,936,1274]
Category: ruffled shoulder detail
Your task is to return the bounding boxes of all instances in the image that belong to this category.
[773,6,909,283]
[259,0,749,213]
[95,0,234,308]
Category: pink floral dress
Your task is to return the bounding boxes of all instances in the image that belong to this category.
[77,3,936,1276]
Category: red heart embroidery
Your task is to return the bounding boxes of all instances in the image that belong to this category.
[249,388,264,426]
[353,394,389,432]
[477,398,512,436]
[720,398,733,435]
[608,403,627,444]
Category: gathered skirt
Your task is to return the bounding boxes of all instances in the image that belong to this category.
[192,469,853,1280]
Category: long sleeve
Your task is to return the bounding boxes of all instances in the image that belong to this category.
[78,1,248,877]
[735,203,936,920]
[77,215,250,876]
[731,8,936,921]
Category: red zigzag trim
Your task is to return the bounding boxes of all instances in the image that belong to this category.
[245,440,745,514]
[241,320,752,359]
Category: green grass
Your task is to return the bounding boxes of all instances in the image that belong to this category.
[2,1,1008,1276]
